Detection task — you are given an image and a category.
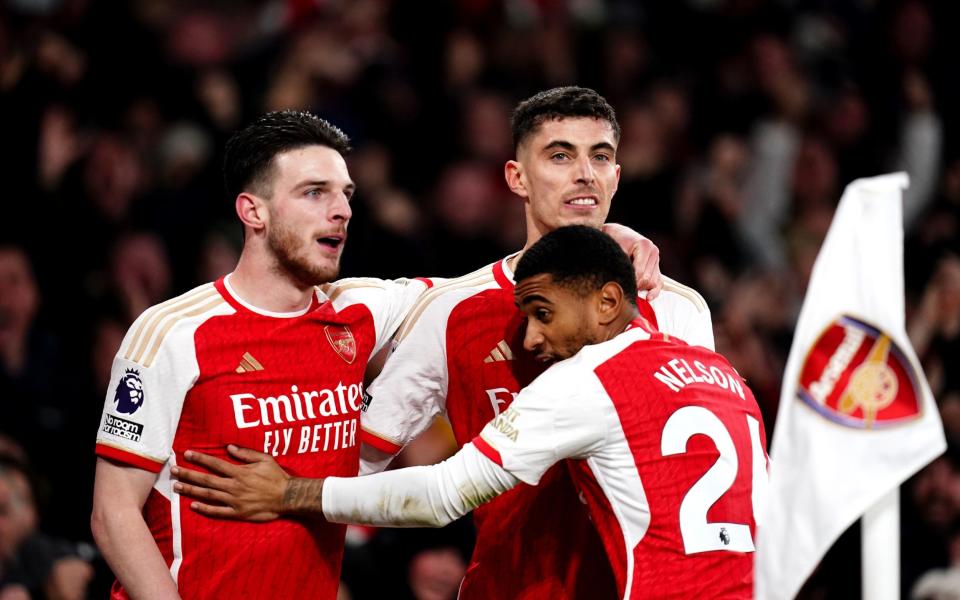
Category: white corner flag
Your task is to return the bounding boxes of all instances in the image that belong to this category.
[755,173,946,599]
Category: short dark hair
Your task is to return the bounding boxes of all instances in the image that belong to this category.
[511,86,620,150]
[515,225,637,307]
[223,110,351,201]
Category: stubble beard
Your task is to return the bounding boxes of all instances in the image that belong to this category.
[267,220,339,288]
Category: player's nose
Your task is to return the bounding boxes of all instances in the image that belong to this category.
[523,322,544,353]
[330,190,352,223]
[574,155,596,185]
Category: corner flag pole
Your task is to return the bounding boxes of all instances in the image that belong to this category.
[862,489,899,600]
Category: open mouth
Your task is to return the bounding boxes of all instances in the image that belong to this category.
[316,235,344,250]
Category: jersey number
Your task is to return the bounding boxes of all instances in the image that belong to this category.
[660,406,766,554]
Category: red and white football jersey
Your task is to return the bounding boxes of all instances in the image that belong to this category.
[473,322,769,600]
[361,256,713,598]
[95,275,426,600]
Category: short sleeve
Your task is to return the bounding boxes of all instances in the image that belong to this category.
[95,293,220,472]
[652,276,715,351]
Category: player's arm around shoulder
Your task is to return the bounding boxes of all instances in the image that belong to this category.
[649,275,715,350]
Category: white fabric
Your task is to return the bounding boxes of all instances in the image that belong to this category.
[359,257,713,468]
[476,351,616,485]
[96,283,234,468]
[323,443,519,527]
[325,277,430,355]
[336,326,657,539]
[755,173,947,599]
[650,276,715,351]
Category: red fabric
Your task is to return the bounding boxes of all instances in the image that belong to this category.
[111,280,379,599]
[95,444,164,473]
[471,435,502,466]
[443,283,619,600]
[591,340,764,598]
[359,429,403,454]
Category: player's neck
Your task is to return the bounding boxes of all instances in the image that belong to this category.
[512,222,549,272]
[602,307,641,343]
[229,252,316,314]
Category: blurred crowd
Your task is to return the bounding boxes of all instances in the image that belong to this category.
[1,0,959,598]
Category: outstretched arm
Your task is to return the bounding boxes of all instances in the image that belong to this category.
[173,443,518,527]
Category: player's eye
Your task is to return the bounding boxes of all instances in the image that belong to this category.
[551,152,569,161]
[593,153,612,162]
[535,308,551,322]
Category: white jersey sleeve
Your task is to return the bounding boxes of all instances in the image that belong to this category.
[650,275,715,350]
[360,286,479,458]
[95,284,233,472]
[474,358,610,485]
[323,443,520,528]
[322,277,431,355]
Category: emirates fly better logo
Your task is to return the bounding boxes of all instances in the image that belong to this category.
[797,315,922,428]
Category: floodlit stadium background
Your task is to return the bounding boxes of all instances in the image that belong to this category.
[1,0,958,597]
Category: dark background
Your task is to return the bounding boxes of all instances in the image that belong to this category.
[1,0,958,597]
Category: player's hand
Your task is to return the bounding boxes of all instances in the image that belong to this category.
[171,445,289,522]
[601,223,663,300]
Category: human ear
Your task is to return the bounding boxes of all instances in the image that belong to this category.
[597,282,624,326]
[236,193,267,233]
[504,160,529,199]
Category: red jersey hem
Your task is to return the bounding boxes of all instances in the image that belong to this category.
[96,443,165,473]
[359,429,403,454]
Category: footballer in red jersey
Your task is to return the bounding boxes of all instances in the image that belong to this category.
[359,87,713,599]
[91,111,427,600]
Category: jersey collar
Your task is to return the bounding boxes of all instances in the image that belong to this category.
[218,274,320,318]
[494,252,521,290]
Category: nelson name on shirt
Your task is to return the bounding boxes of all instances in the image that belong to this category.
[653,356,746,400]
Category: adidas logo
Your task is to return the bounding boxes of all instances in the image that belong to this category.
[483,340,514,363]
[235,352,265,373]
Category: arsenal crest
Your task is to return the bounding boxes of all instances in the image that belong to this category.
[797,315,921,428]
[325,325,357,364]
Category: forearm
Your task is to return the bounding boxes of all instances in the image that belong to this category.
[91,504,180,599]
[319,443,518,527]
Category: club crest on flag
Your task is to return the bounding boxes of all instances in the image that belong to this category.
[797,315,921,428]
[325,325,356,364]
